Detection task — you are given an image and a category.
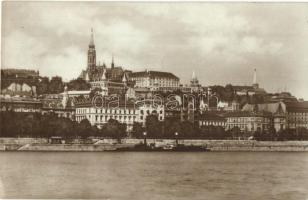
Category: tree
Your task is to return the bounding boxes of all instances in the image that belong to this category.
[77,119,92,139]
[145,114,162,138]
[67,78,90,91]
[103,119,126,142]
[132,122,144,138]
[180,120,195,138]
[49,76,64,94]
[37,77,50,94]
[231,126,241,139]
[164,117,181,138]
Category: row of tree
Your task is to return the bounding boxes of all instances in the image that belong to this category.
[0,111,124,140]
[1,111,308,141]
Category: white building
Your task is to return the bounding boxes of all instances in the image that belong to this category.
[225,111,272,133]
[75,102,165,132]
[130,70,179,89]
[137,104,165,126]
[76,105,139,132]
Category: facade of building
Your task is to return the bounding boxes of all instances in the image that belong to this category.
[76,104,139,132]
[130,70,179,89]
[224,111,272,133]
[285,102,308,129]
[198,112,226,127]
[137,104,165,125]
[0,97,42,113]
[41,87,76,120]
[75,99,165,132]
[1,69,39,97]
[242,102,287,132]
[217,100,240,112]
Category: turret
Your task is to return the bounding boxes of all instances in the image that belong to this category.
[62,85,69,109]
[252,68,259,89]
[101,69,107,81]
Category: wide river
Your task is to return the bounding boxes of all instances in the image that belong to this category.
[1,152,308,200]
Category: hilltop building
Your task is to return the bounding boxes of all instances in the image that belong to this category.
[1,69,39,97]
[130,70,179,89]
[190,71,202,92]
[234,69,266,96]
[79,29,133,95]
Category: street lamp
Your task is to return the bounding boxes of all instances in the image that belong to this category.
[175,132,179,146]
[143,131,147,149]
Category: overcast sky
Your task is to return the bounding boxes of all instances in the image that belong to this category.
[2,2,308,99]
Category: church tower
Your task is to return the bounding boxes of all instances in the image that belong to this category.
[87,28,96,73]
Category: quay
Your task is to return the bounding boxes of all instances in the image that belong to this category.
[1,138,308,152]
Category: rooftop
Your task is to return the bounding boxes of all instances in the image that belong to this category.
[131,70,179,80]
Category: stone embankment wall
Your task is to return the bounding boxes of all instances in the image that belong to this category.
[123,139,308,151]
[21,143,134,151]
[1,137,308,151]
[0,138,48,144]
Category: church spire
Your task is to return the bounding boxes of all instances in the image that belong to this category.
[87,28,96,72]
[89,28,94,47]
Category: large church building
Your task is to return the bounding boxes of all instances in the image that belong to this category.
[80,29,131,83]
[79,29,133,95]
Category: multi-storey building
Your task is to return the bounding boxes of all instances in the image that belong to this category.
[0,97,42,113]
[1,69,39,97]
[41,87,76,120]
[224,111,272,133]
[130,70,179,89]
[76,104,139,132]
[137,104,165,125]
[285,101,308,129]
[75,99,165,132]
[242,102,286,132]
[198,112,226,127]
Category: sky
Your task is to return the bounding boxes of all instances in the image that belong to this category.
[2,2,308,99]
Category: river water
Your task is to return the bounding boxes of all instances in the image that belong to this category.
[1,152,308,200]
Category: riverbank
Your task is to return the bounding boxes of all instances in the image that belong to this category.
[1,138,308,152]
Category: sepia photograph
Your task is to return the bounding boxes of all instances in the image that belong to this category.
[1,1,308,199]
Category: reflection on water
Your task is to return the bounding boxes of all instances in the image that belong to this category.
[1,152,308,200]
